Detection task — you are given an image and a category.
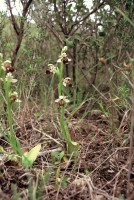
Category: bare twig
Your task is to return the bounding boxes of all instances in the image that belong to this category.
[32,126,63,146]
[39,147,62,156]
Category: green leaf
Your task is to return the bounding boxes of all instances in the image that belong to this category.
[56,167,60,190]
[52,151,59,160]
[0,145,5,153]
[65,38,74,48]
[43,169,51,185]
[67,141,79,157]
[0,145,18,162]
[22,143,41,167]
[59,151,64,160]
[118,195,125,200]
[52,151,65,164]
[61,177,68,187]
[99,31,106,37]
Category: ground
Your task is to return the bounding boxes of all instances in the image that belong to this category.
[0,105,133,200]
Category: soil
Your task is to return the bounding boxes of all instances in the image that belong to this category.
[0,108,133,200]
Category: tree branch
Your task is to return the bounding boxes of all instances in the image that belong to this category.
[69,0,105,35]
[6,0,34,66]
[6,0,20,36]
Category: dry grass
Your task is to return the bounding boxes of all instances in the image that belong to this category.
[0,104,133,200]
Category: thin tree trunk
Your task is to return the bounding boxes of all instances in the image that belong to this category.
[12,35,23,66]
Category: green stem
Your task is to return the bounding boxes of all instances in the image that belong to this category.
[58,62,64,96]
[3,78,22,156]
[60,107,71,143]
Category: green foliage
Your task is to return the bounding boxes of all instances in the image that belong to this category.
[55,166,60,190]
[118,84,130,108]
[55,167,69,189]
[43,169,51,186]
[51,150,65,164]
[118,195,125,200]
[0,61,22,157]
[0,60,41,168]
[22,143,41,167]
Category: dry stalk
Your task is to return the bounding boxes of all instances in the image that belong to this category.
[32,126,63,146]
[118,110,130,138]
[55,153,74,200]
[78,174,113,200]
[127,85,134,196]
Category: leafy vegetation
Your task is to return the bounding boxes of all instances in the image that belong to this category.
[0,0,134,199]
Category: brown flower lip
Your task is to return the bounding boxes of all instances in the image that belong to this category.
[2,60,15,73]
[46,69,51,74]
[62,57,70,64]
[7,67,15,73]
[63,77,73,87]
[46,64,56,74]
[57,53,71,64]
[55,95,70,107]
[9,92,21,103]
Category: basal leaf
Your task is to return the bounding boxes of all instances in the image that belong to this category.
[22,143,41,167]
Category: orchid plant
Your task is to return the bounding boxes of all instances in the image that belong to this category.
[0,59,41,167]
[0,60,22,156]
[46,47,79,157]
